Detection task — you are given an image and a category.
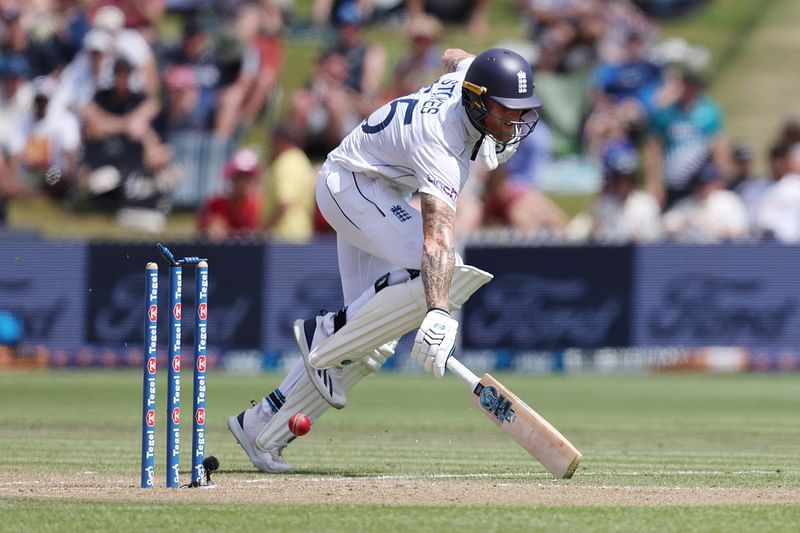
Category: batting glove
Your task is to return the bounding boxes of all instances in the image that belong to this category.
[411,309,458,378]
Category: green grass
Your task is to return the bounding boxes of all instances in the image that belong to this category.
[2,501,799,533]
[1,371,799,531]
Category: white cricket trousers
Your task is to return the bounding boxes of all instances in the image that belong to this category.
[316,160,424,304]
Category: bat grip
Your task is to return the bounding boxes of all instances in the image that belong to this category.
[446,356,480,390]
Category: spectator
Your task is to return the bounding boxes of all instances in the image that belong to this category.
[159,17,219,133]
[80,58,166,213]
[727,140,769,224]
[524,0,605,73]
[49,28,114,117]
[754,143,800,243]
[212,2,283,139]
[239,0,285,128]
[583,29,663,155]
[54,0,93,65]
[577,139,662,243]
[263,125,315,242]
[1,6,66,77]
[198,147,263,241]
[386,13,443,100]
[324,2,385,116]
[17,76,81,199]
[662,158,749,242]
[286,49,360,160]
[407,0,489,40]
[155,64,214,134]
[91,5,159,96]
[459,128,566,239]
[644,69,726,209]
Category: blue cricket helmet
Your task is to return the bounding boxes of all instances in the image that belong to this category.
[462,48,541,149]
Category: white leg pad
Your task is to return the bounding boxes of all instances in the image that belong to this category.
[308,264,493,370]
[255,344,396,451]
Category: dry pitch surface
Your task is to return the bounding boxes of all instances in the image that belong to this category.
[3,472,799,507]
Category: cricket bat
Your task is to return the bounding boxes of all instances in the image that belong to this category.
[446,356,582,479]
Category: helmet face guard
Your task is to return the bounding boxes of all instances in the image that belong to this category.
[462,48,542,153]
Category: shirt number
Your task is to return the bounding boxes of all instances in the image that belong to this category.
[361,97,418,134]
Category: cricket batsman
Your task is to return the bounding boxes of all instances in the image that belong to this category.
[229,47,542,472]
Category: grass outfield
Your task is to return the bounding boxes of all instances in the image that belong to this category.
[1,371,799,531]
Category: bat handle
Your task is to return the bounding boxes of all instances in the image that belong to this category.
[446,356,480,391]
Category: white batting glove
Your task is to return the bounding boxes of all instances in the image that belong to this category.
[411,309,458,378]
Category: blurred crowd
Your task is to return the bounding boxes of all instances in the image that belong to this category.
[0,0,798,245]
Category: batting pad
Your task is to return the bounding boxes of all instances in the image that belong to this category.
[308,265,493,370]
[255,356,382,451]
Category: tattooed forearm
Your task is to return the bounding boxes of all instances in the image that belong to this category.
[419,193,456,311]
[441,48,474,73]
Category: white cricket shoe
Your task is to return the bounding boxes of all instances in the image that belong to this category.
[227,404,293,473]
[294,316,346,409]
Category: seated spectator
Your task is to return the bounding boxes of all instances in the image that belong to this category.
[754,144,800,243]
[155,65,214,134]
[263,125,315,242]
[578,139,662,243]
[323,2,385,116]
[80,58,167,213]
[583,30,663,155]
[286,49,361,160]
[240,0,285,126]
[49,29,114,117]
[727,140,769,224]
[459,156,568,239]
[198,147,263,241]
[159,18,219,133]
[663,158,749,242]
[524,0,605,73]
[211,2,284,139]
[17,76,81,200]
[91,5,159,96]
[1,6,67,78]
[385,13,443,101]
[407,0,489,39]
[644,69,726,209]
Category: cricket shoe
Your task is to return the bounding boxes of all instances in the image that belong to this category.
[294,316,346,409]
[227,404,293,473]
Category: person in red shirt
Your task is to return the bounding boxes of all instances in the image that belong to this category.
[197,148,262,240]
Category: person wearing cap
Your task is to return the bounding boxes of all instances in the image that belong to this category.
[91,5,159,96]
[197,147,263,241]
[662,156,749,242]
[387,13,443,100]
[586,139,662,243]
[644,68,727,209]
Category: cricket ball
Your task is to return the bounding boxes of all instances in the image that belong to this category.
[288,413,312,436]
